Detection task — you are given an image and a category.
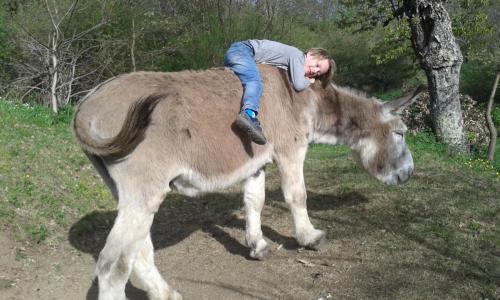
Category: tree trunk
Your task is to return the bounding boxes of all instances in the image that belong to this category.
[403,0,468,154]
[486,73,499,161]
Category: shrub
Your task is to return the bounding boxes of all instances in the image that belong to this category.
[460,61,499,104]
[492,106,500,127]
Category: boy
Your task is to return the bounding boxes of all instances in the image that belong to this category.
[224,39,334,145]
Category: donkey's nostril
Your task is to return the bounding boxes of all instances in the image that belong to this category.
[397,167,413,184]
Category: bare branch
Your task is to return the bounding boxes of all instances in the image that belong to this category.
[17,26,50,50]
[20,82,45,102]
[65,20,108,42]
[131,18,136,72]
[45,0,60,41]
[68,88,95,98]
[55,67,100,90]
[64,60,77,105]
[57,0,79,28]
[486,72,499,161]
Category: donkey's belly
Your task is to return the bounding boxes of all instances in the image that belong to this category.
[171,151,274,196]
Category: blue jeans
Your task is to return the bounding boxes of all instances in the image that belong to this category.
[224,42,263,114]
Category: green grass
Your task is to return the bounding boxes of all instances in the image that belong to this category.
[0,100,114,243]
[307,138,499,299]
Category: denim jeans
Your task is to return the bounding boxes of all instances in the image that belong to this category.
[224,42,263,113]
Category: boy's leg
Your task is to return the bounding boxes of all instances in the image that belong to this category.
[224,42,266,144]
[224,42,262,114]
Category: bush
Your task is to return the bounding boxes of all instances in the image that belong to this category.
[324,24,423,92]
[492,106,500,127]
[0,0,14,91]
[460,61,499,104]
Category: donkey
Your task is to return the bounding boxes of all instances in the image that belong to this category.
[73,65,421,300]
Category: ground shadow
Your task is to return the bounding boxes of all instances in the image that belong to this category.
[69,190,368,259]
[86,280,148,300]
[69,189,367,299]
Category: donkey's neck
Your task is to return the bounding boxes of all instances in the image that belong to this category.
[310,85,380,148]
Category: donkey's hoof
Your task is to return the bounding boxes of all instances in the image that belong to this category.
[250,239,271,260]
[303,230,326,251]
[250,245,271,260]
[169,290,183,300]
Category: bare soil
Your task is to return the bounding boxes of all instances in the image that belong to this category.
[1,192,354,300]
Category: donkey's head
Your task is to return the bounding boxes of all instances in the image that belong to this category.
[350,87,424,185]
[317,85,424,185]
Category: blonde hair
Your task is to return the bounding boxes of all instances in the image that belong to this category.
[306,48,336,88]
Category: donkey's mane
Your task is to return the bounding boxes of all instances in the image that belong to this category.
[331,83,380,104]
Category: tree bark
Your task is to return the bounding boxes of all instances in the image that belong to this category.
[486,73,499,161]
[403,0,468,154]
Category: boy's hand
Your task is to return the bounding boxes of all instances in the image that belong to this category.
[308,77,316,84]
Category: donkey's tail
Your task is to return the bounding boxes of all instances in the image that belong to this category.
[72,93,166,158]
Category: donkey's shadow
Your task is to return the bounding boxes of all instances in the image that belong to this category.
[68,189,368,299]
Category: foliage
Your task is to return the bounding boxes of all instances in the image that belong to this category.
[336,0,392,30]
[371,21,410,65]
[451,0,499,106]
[461,60,500,103]
[0,0,14,88]
[161,7,273,70]
[0,0,498,108]
[493,105,500,126]
[450,0,498,63]
[5,0,114,110]
[320,23,422,91]
[337,0,499,99]
[0,1,12,60]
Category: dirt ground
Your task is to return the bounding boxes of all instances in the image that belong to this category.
[1,185,498,300]
[0,194,352,300]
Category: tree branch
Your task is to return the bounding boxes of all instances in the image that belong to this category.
[486,72,499,161]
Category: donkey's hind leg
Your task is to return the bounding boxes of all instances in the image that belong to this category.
[130,233,182,300]
[96,184,171,300]
[96,207,153,299]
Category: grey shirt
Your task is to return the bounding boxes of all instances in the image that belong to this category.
[245,39,310,91]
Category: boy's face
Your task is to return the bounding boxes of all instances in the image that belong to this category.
[304,53,330,78]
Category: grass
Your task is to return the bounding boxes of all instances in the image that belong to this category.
[0,100,114,244]
[0,99,499,298]
[305,142,499,299]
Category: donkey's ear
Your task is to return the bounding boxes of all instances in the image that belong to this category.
[383,85,426,115]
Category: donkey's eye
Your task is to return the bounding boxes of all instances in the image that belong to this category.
[394,131,404,138]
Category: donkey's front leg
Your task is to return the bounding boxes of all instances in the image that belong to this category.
[243,169,270,260]
[277,150,325,250]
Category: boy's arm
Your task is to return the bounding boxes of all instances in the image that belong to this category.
[289,56,310,92]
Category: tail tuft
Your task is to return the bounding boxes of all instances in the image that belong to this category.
[73,93,166,157]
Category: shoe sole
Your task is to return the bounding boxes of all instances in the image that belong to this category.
[235,115,267,145]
